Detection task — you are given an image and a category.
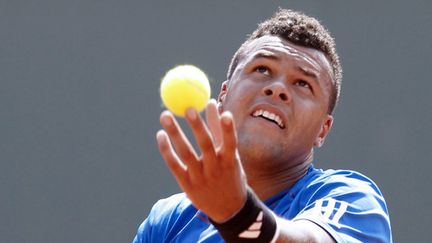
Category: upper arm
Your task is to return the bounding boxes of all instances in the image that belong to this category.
[291,172,392,243]
[275,217,335,243]
[132,211,154,243]
[132,197,174,243]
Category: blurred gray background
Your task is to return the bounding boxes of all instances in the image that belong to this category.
[1,0,431,242]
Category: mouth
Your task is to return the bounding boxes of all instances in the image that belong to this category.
[252,109,285,129]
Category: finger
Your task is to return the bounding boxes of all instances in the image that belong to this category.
[220,111,238,164]
[156,130,189,188]
[185,108,218,174]
[160,111,200,166]
[205,99,223,147]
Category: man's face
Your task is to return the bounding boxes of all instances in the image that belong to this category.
[219,35,334,168]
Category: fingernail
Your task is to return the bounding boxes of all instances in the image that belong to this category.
[186,108,197,120]
[156,130,165,143]
[222,115,232,126]
[209,99,217,105]
[161,115,172,126]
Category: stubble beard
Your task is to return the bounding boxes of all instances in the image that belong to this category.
[236,127,314,173]
[236,131,286,170]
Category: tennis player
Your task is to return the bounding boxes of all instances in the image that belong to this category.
[133,9,392,242]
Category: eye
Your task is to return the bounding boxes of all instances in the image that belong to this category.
[295,80,312,90]
[254,65,270,75]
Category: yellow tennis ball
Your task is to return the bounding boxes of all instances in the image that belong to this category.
[160,65,211,117]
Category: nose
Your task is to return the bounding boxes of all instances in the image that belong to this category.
[262,81,290,102]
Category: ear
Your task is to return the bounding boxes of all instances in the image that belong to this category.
[314,115,334,148]
[217,80,229,105]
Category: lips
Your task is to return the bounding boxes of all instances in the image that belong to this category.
[251,107,286,129]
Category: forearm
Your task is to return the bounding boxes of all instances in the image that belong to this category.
[275,218,335,243]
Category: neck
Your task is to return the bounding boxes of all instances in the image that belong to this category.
[244,155,313,201]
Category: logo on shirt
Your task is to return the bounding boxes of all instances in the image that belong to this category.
[313,198,348,228]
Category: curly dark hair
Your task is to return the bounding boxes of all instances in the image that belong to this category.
[227,9,342,114]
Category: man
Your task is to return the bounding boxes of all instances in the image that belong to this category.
[133,9,392,242]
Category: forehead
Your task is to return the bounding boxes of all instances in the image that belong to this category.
[239,35,334,89]
[242,36,333,74]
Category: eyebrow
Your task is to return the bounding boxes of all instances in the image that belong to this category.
[296,66,318,80]
[252,51,280,61]
[252,51,319,80]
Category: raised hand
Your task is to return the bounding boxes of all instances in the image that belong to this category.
[156,99,248,222]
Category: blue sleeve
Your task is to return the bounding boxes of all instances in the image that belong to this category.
[132,203,158,243]
[293,170,392,243]
[132,198,172,243]
[132,193,186,243]
[132,217,150,243]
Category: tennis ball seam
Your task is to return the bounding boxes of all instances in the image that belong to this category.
[184,79,210,98]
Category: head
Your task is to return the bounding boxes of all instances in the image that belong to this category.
[218,9,342,169]
[227,9,342,115]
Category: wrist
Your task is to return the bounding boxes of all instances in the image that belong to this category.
[209,193,248,224]
[209,188,279,243]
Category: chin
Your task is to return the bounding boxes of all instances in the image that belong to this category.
[237,134,283,162]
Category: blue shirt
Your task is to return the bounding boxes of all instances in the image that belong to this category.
[133,166,392,242]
